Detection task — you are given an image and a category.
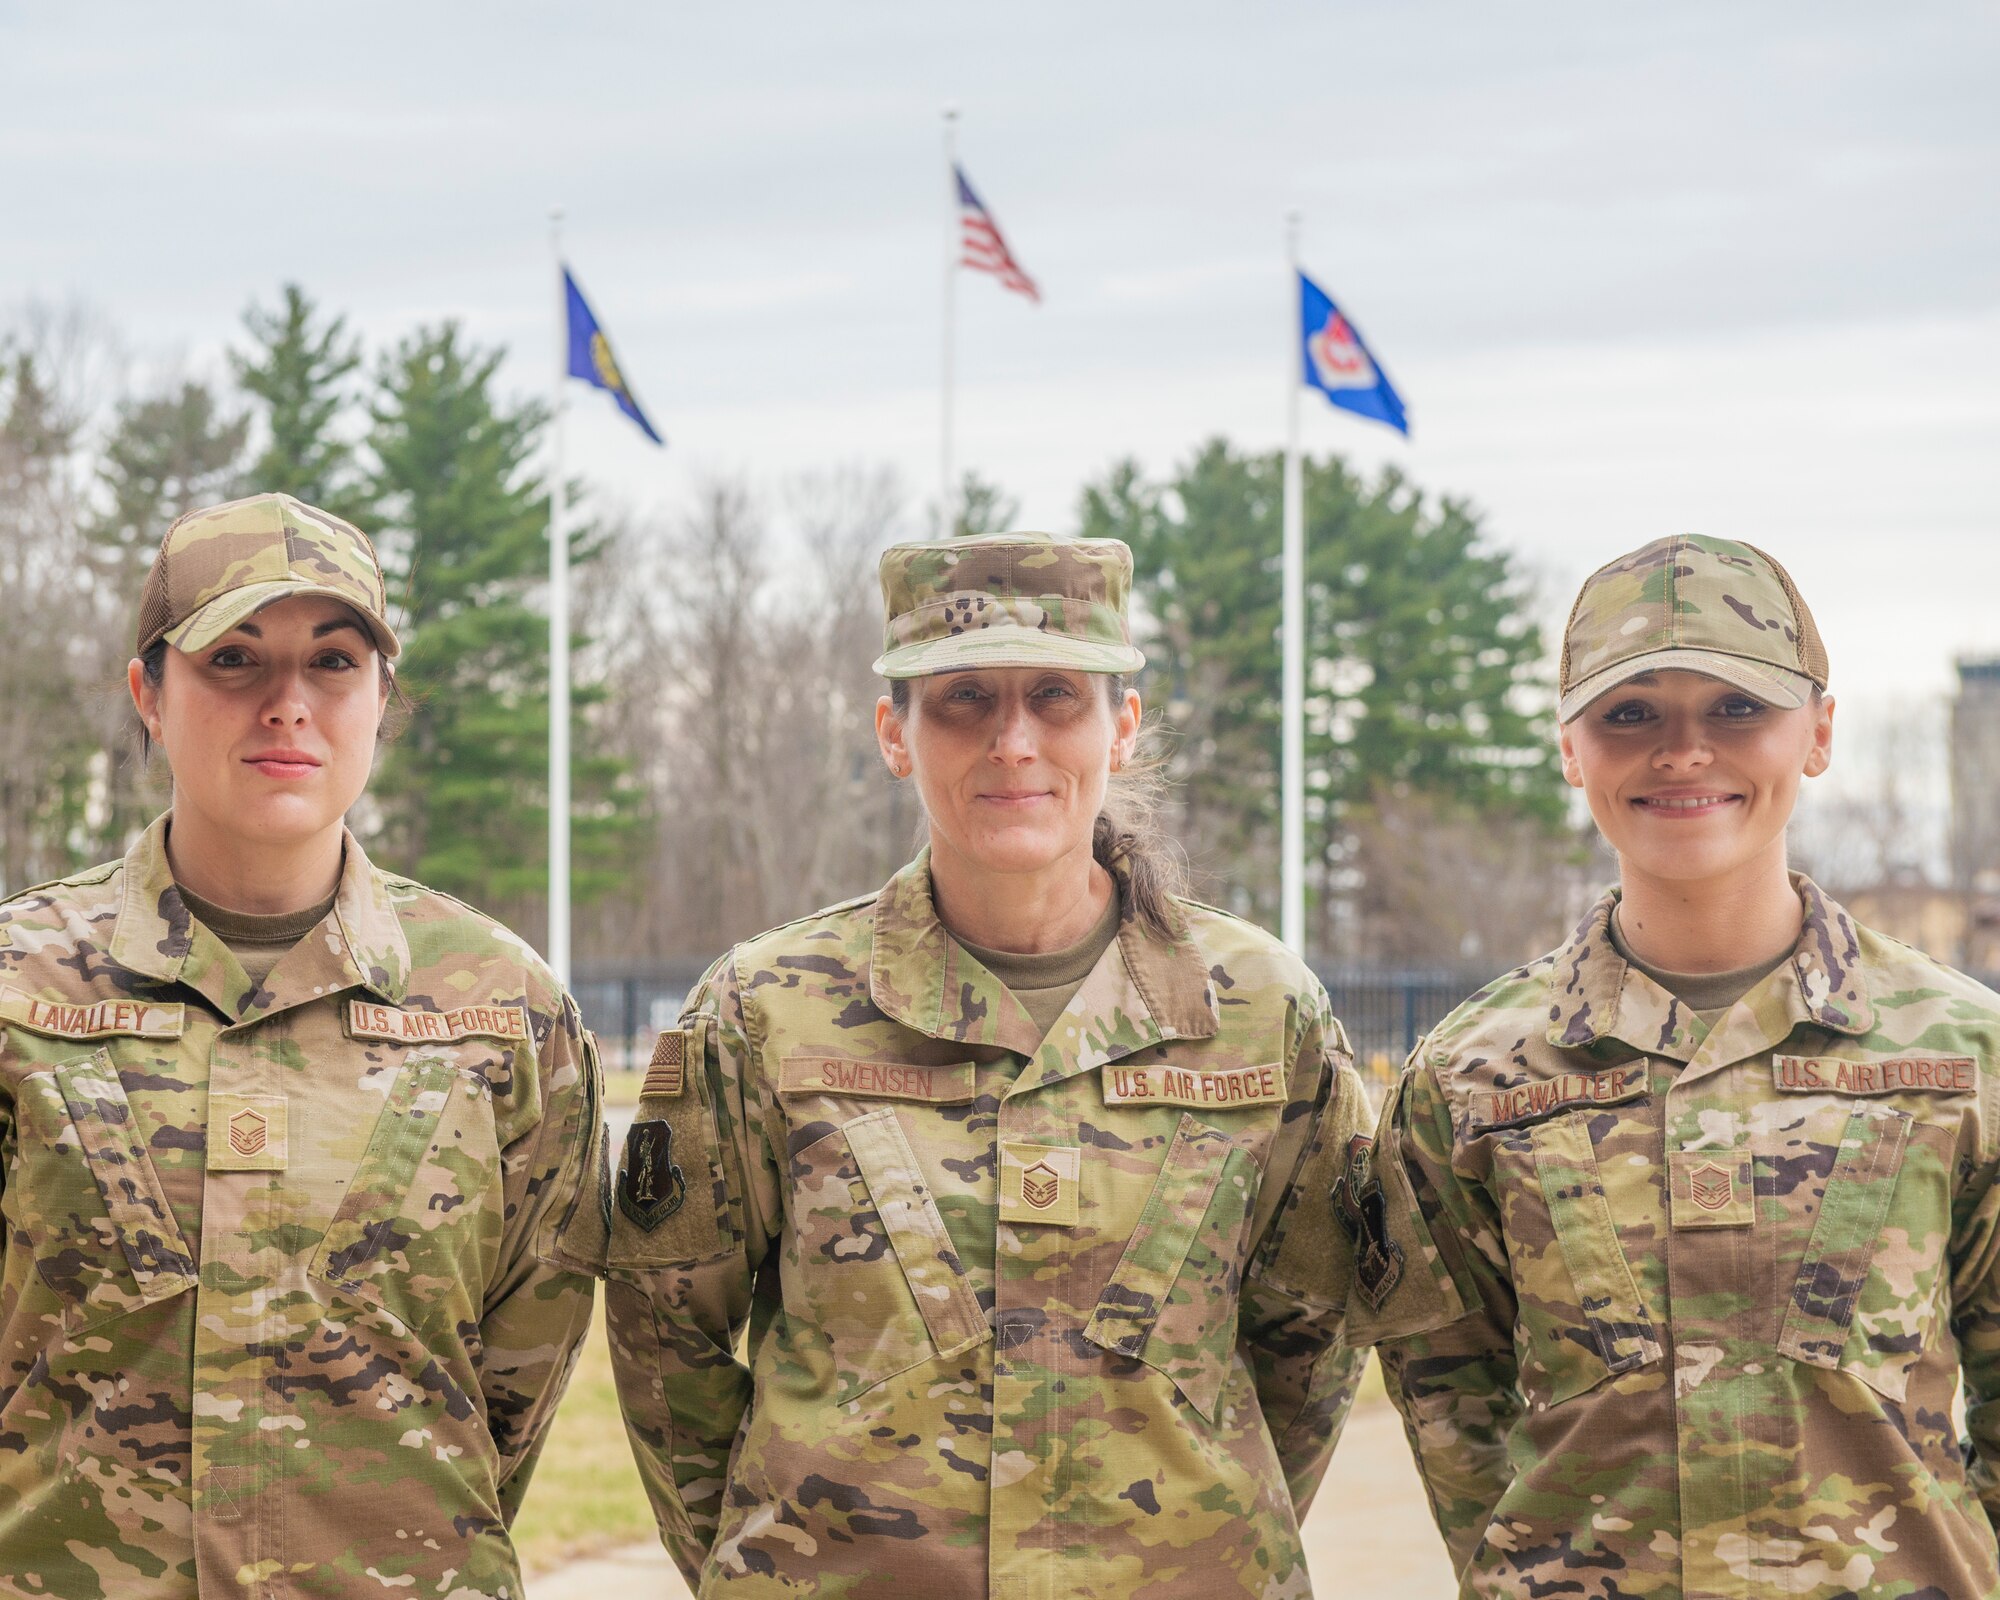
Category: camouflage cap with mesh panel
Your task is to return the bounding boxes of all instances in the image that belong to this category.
[871,531,1145,678]
[136,492,401,659]
[1558,534,1826,722]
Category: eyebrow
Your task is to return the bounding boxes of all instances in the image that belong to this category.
[229,619,369,641]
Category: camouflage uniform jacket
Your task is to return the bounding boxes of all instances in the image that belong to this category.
[602,850,1374,1599]
[1354,875,2000,1599]
[0,815,604,1599]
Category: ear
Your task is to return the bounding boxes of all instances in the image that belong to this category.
[1110,686,1142,771]
[128,657,162,744]
[1557,720,1585,789]
[875,693,910,779]
[1802,691,1834,779]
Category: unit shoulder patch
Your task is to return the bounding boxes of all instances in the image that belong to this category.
[0,986,184,1040]
[347,999,532,1045]
[618,1119,686,1230]
[1330,1133,1404,1309]
[1101,1061,1285,1110]
[1773,1054,1976,1096]
[1469,1063,1649,1132]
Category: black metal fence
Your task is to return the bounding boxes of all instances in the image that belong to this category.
[574,964,1498,1092]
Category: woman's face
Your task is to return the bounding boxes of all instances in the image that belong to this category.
[877,667,1141,886]
[1559,669,1833,892]
[131,595,389,859]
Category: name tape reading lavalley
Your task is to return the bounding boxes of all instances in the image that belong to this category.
[0,988,185,1040]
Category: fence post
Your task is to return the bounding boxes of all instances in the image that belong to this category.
[1403,983,1419,1057]
[622,978,639,1074]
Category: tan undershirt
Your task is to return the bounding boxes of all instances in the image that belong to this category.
[178,884,338,990]
[1611,908,1791,1030]
[955,892,1123,1045]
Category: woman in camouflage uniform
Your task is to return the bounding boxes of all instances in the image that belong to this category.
[1356,534,2000,1598]
[604,532,1375,1598]
[0,494,603,1598]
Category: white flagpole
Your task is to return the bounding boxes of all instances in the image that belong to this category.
[1281,210,1305,954]
[941,106,959,540]
[548,210,573,986]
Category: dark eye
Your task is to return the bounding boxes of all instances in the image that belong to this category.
[208,646,252,669]
[313,649,360,672]
[1599,699,1653,726]
[1715,695,1766,719]
[1033,680,1079,700]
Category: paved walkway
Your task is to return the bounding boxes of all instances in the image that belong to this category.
[530,1397,1454,1598]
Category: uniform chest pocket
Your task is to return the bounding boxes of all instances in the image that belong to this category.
[1518,1112,1662,1409]
[307,1059,497,1331]
[13,1053,197,1333]
[785,1107,987,1405]
[1776,1105,1939,1403]
[1081,1114,1263,1423]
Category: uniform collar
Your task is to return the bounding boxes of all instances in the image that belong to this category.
[108,812,411,1020]
[868,847,1218,1066]
[1544,871,1873,1061]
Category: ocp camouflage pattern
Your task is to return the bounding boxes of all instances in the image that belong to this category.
[871,532,1145,677]
[1556,532,1824,719]
[602,849,1373,1597]
[0,814,604,1598]
[1356,874,2000,1599]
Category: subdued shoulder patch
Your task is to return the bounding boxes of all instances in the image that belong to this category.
[346,999,532,1045]
[0,986,184,1041]
[1469,1063,1648,1132]
[1330,1134,1403,1308]
[778,1054,977,1104]
[643,1028,689,1097]
[1774,1054,1976,1096]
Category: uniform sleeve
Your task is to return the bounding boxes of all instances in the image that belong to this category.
[483,994,606,1522]
[1950,1145,2000,1525]
[1236,985,1371,1513]
[605,953,780,1585]
[1362,1053,1521,1575]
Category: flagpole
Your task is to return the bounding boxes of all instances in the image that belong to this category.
[1281,210,1305,955]
[940,105,959,540]
[548,209,573,986]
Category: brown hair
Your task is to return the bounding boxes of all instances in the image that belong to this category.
[135,636,411,761]
[889,674,1187,936]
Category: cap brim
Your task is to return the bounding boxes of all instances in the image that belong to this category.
[873,634,1144,680]
[163,580,402,660]
[1559,648,1811,722]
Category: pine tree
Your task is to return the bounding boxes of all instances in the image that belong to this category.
[232,284,368,521]
[364,323,632,921]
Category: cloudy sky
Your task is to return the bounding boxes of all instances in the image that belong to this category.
[5,2,1994,741]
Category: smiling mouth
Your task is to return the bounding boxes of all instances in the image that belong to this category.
[1632,794,1739,814]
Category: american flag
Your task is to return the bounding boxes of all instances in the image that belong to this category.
[955,164,1040,303]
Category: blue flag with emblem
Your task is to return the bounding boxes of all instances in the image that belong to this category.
[1298,270,1408,435]
[564,267,664,446]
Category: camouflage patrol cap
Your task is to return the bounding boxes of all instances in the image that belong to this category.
[872,532,1146,678]
[1559,533,1826,722]
[136,492,401,659]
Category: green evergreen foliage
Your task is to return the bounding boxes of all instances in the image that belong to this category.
[86,380,247,595]
[364,322,633,912]
[232,284,369,522]
[1080,438,1561,931]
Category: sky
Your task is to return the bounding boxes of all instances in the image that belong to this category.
[4,3,1995,827]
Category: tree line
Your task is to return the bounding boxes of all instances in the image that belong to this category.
[0,289,1596,972]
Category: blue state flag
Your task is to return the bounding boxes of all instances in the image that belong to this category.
[564,267,664,446]
[1298,271,1408,436]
